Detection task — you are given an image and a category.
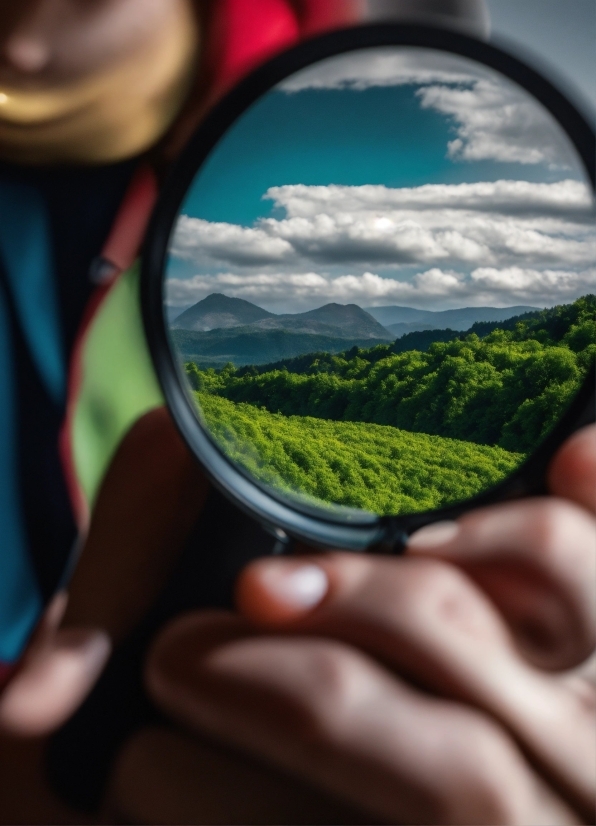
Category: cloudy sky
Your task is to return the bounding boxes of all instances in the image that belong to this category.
[166,46,595,314]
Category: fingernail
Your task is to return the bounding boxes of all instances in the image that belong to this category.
[64,629,112,676]
[0,629,111,736]
[261,564,329,609]
[408,521,460,550]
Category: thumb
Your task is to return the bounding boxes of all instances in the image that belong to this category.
[547,423,596,514]
[0,592,110,736]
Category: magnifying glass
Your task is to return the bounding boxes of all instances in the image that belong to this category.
[143,24,595,554]
[49,22,595,810]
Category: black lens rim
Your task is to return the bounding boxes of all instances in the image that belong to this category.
[142,22,595,550]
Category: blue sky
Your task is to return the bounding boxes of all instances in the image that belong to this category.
[182,87,455,227]
[167,46,595,314]
[181,84,569,228]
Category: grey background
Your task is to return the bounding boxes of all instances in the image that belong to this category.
[487,0,596,117]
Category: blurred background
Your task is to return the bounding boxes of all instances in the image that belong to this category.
[487,0,595,115]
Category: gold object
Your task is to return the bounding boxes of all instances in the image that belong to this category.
[0,3,199,164]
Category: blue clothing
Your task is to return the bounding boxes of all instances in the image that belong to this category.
[0,160,138,664]
[0,269,41,661]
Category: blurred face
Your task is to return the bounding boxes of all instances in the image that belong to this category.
[0,0,200,163]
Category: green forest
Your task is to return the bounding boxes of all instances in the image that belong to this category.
[186,296,595,515]
[198,392,523,515]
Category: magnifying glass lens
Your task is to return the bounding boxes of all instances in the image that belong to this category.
[163,45,595,524]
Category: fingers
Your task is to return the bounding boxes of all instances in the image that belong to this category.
[236,554,596,815]
[548,424,596,514]
[408,499,596,670]
[0,592,110,737]
[146,612,579,826]
[0,630,110,738]
[106,726,369,825]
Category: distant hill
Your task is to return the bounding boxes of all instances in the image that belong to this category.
[364,306,434,326]
[172,293,274,331]
[391,308,556,354]
[366,305,540,332]
[171,295,548,366]
[247,303,392,340]
[298,303,390,335]
[171,327,390,367]
[173,295,392,341]
[384,322,439,338]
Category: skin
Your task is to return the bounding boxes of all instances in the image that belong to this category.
[0,418,593,824]
[0,0,200,163]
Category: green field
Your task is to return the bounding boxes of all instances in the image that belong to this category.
[197,392,524,516]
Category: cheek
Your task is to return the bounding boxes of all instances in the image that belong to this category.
[25,0,195,81]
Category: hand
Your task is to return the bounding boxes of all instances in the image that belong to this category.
[0,408,209,824]
[0,419,593,824]
[112,425,595,825]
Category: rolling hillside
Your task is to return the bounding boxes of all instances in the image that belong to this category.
[198,393,523,516]
[188,296,595,453]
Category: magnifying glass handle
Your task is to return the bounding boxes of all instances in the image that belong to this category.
[46,487,284,813]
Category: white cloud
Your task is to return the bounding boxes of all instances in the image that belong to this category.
[170,180,596,272]
[471,266,596,304]
[166,270,468,310]
[172,215,292,266]
[166,267,596,314]
[417,80,572,166]
[278,46,575,166]
[279,47,484,92]
[266,180,593,218]
[169,179,595,313]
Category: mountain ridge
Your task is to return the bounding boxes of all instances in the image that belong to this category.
[170,294,547,367]
[365,304,541,332]
[172,294,393,340]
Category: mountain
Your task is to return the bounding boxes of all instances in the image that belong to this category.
[173,295,393,340]
[246,303,392,340]
[172,293,274,331]
[171,327,390,367]
[365,305,541,333]
[298,303,389,335]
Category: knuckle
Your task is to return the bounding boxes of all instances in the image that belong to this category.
[405,560,466,602]
[293,641,375,736]
[397,559,478,621]
[305,643,360,706]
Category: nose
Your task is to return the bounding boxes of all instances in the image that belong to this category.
[3,35,50,73]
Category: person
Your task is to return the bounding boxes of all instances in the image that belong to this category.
[0,1,593,823]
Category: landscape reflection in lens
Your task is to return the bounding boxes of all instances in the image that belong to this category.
[165,46,596,519]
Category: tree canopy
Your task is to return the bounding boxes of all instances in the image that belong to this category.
[186,296,595,454]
